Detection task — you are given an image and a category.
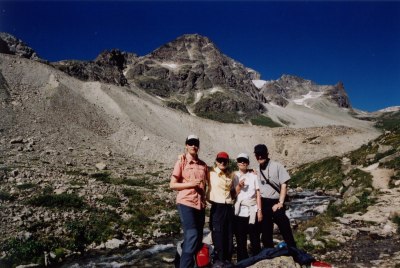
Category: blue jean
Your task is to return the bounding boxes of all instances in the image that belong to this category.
[177,204,205,268]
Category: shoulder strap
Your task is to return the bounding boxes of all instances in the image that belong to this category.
[179,156,188,181]
[259,166,281,194]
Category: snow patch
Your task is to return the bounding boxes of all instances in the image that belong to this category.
[160,63,179,69]
[194,92,203,105]
[210,87,223,94]
[252,80,267,89]
[292,91,323,108]
[378,106,400,113]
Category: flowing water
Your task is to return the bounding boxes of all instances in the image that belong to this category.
[61,190,334,267]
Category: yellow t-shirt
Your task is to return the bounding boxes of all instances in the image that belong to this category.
[207,167,234,204]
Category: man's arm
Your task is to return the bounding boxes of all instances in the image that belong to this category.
[170,175,199,190]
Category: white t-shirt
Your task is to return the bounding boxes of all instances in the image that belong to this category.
[233,171,260,217]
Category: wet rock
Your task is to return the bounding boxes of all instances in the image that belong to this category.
[105,238,126,249]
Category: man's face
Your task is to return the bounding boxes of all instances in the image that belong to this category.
[255,153,268,165]
[186,139,199,155]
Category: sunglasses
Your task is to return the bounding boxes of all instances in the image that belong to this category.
[216,158,228,165]
[236,158,249,164]
[186,140,199,147]
[255,153,267,160]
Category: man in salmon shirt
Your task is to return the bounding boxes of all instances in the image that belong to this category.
[170,134,208,268]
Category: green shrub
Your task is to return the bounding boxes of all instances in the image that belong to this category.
[290,156,344,190]
[250,115,282,127]
[347,168,373,188]
[65,169,88,176]
[158,213,181,235]
[101,195,121,207]
[347,143,378,166]
[0,190,14,201]
[65,210,120,251]
[16,183,36,190]
[381,155,400,170]
[27,193,85,209]
[374,111,400,131]
[1,237,45,266]
[164,101,189,113]
[380,130,400,147]
[374,148,397,163]
[122,188,146,202]
[393,215,400,234]
[123,178,147,187]
[90,172,112,183]
[196,111,242,123]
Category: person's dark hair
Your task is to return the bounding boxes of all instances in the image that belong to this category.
[254,144,268,155]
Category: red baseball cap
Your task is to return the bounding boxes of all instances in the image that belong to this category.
[216,151,229,160]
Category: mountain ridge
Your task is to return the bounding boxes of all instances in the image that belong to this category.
[1,32,380,120]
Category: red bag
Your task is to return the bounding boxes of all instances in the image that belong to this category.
[196,243,210,267]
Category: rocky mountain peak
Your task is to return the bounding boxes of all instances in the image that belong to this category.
[124,34,267,123]
[94,49,137,70]
[323,81,351,108]
[149,33,221,63]
[51,49,137,86]
[260,74,351,109]
[280,74,315,87]
[0,32,41,61]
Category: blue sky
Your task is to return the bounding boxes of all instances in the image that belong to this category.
[1,1,399,112]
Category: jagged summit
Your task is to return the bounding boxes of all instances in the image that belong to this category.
[150,33,219,63]
[0,32,41,61]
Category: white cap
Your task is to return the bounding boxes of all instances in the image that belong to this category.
[236,153,249,160]
[186,134,199,141]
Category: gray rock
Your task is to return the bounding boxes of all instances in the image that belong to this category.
[10,137,23,144]
[248,256,301,268]
[105,238,126,249]
[95,162,107,170]
[342,178,353,187]
[304,227,319,241]
[344,195,360,205]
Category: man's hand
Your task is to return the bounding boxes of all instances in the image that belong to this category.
[272,202,284,212]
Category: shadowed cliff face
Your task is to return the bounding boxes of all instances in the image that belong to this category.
[51,49,138,86]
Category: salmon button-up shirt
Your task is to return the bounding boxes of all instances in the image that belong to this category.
[172,153,208,210]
